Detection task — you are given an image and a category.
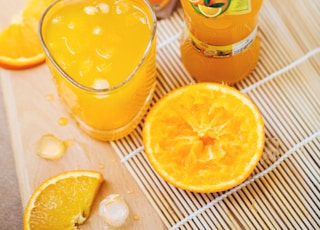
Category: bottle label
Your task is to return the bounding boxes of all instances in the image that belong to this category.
[228,0,251,15]
[187,26,257,57]
[190,0,251,18]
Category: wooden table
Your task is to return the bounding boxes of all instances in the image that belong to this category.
[0,0,165,229]
[1,0,320,229]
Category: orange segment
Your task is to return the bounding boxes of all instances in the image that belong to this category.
[0,17,45,69]
[143,83,265,193]
[24,170,104,230]
[23,0,56,20]
[0,0,55,69]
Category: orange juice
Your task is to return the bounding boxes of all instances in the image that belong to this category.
[39,0,157,140]
[180,0,263,84]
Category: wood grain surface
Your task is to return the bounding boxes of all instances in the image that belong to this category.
[1,0,320,229]
[0,0,165,229]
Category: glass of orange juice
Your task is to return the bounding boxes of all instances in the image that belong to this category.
[39,0,157,141]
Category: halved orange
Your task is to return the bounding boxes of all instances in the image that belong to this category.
[0,0,55,69]
[24,170,104,230]
[143,83,265,193]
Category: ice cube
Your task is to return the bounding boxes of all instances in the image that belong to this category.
[115,0,131,14]
[97,3,110,14]
[93,79,110,90]
[52,16,60,24]
[84,5,98,15]
[93,26,102,35]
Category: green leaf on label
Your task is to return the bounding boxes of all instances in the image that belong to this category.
[210,3,225,8]
[204,0,211,6]
[190,3,201,14]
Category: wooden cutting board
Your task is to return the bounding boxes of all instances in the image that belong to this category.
[0,0,165,229]
[3,0,319,229]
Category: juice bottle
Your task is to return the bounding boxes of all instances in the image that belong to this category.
[39,0,157,141]
[180,0,263,84]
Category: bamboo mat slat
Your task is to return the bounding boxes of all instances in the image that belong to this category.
[110,0,320,229]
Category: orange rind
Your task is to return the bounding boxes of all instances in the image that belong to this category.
[143,83,265,193]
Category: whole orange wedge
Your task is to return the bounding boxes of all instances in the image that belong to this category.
[24,170,103,230]
[143,83,265,193]
[0,0,55,69]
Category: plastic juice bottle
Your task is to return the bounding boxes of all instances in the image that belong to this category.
[40,0,157,140]
[180,0,263,84]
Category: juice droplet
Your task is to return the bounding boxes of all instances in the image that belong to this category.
[99,163,105,169]
[127,189,134,194]
[58,117,69,126]
[133,214,140,221]
[46,94,54,101]
[37,134,66,160]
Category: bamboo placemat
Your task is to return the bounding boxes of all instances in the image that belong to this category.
[111,0,320,229]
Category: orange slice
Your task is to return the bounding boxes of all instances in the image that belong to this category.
[23,0,56,20]
[0,16,45,69]
[143,83,265,193]
[24,170,104,230]
[198,5,221,17]
[191,0,231,17]
[0,0,55,69]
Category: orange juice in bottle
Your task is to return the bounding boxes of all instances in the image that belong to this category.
[180,0,263,84]
[39,0,157,140]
